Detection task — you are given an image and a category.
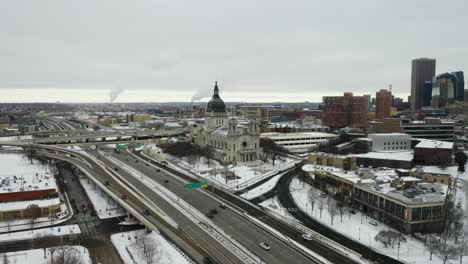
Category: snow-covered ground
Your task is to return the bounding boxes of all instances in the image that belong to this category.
[111,229,193,264]
[0,153,51,176]
[0,224,81,242]
[289,177,467,264]
[259,197,298,220]
[0,246,91,264]
[78,173,126,219]
[241,174,283,200]
[144,144,297,191]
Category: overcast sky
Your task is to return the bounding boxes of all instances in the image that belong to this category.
[1,0,467,103]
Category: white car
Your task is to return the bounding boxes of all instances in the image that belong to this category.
[259,242,271,251]
[302,234,313,241]
[369,220,378,226]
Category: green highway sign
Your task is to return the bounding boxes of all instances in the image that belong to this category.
[185,180,208,189]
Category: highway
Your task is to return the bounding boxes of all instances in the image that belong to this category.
[0,141,358,264]
[105,149,355,264]
[41,150,244,264]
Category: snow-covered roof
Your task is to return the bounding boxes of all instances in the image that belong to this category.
[164,122,182,127]
[0,173,57,194]
[368,133,411,137]
[212,127,228,136]
[0,197,60,211]
[260,132,337,139]
[400,176,421,182]
[415,139,453,150]
[353,151,414,161]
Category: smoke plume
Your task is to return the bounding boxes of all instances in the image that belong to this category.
[110,87,124,103]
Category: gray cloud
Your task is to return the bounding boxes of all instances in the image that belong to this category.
[0,0,467,101]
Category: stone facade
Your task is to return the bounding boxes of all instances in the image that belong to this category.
[190,82,262,164]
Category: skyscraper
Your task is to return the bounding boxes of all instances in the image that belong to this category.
[376,89,392,119]
[431,71,465,108]
[411,58,436,111]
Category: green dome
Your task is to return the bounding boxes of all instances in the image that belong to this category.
[207,81,226,113]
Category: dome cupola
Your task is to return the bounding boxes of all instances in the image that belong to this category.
[207,81,226,113]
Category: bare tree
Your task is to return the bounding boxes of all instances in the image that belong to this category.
[452,208,464,243]
[426,234,439,261]
[338,202,345,222]
[201,146,215,167]
[2,254,10,264]
[328,199,338,225]
[48,246,83,264]
[133,234,161,264]
[260,138,290,166]
[318,198,325,218]
[307,189,318,216]
[23,204,41,232]
[456,239,467,264]
[374,230,407,248]
[437,243,457,264]
[23,146,37,164]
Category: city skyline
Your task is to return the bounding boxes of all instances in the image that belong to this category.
[1,0,467,103]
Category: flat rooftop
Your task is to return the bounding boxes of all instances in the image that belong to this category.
[415,139,453,150]
[261,132,337,139]
[353,151,414,161]
[0,173,57,194]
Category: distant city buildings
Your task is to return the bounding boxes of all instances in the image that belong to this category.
[400,118,455,141]
[375,89,392,119]
[431,72,465,108]
[411,58,436,111]
[322,92,368,130]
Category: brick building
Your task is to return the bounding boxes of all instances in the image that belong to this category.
[376,89,392,119]
[322,93,368,130]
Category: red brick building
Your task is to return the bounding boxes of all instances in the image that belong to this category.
[376,89,392,119]
[322,92,368,130]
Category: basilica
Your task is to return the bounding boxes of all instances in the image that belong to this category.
[190,82,262,164]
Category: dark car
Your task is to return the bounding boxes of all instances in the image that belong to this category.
[164,179,169,184]
[206,212,213,218]
[219,204,227,209]
[203,256,213,264]
[143,209,150,216]
[210,209,218,214]
[90,211,97,217]
[156,168,161,172]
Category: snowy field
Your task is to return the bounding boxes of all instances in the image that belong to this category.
[143,145,296,191]
[0,246,91,264]
[78,174,126,219]
[0,224,81,242]
[111,229,193,264]
[0,153,51,176]
[289,177,468,264]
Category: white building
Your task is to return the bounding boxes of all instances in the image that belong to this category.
[260,132,338,153]
[190,82,262,164]
[367,133,412,152]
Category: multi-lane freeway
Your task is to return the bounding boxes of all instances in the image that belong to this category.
[92,149,323,264]
[0,140,362,264]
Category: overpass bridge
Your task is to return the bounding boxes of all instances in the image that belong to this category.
[6,129,187,145]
